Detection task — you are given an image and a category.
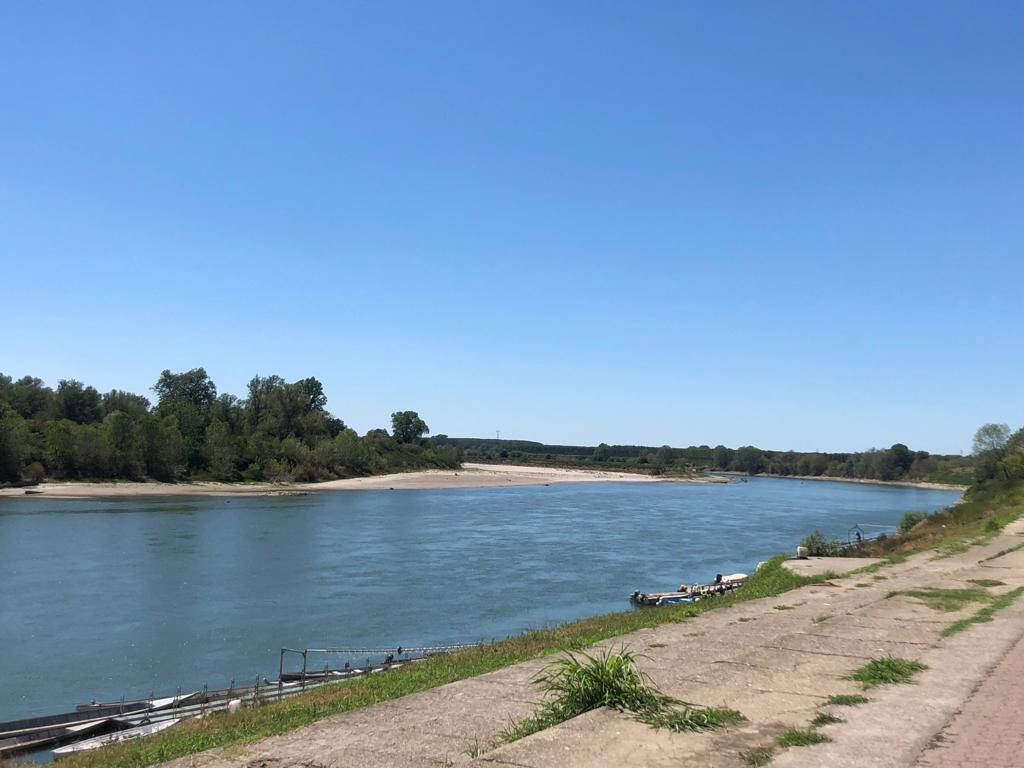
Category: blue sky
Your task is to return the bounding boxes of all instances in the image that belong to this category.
[2,2,1021,454]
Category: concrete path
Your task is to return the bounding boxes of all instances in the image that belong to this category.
[161,521,1024,768]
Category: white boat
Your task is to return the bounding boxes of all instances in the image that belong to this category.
[52,718,181,756]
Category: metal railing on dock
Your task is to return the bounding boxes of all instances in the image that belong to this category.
[278,643,480,691]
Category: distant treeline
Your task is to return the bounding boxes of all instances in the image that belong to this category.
[440,438,975,485]
[0,369,460,484]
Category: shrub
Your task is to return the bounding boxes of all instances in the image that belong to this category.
[800,530,842,557]
[898,511,927,533]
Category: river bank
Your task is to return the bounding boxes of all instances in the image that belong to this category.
[0,463,727,500]
[720,471,969,491]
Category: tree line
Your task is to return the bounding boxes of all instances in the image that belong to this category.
[0,369,459,484]
[444,437,974,484]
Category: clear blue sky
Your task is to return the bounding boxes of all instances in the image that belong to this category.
[3,2,1021,455]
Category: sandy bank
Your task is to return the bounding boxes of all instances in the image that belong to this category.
[722,471,968,491]
[0,463,725,500]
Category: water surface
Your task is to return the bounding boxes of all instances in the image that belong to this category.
[0,477,960,720]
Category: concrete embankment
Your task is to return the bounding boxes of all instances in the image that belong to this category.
[156,520,1024,768]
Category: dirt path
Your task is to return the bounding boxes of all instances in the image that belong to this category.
[158,522,1024,768]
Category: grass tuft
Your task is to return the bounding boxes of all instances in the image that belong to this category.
[847,657,927,688]
[775,727,831,747]
[498,647,743,744]
[886,587,990,612]
[942,587,1024,638]
[967,578,1005,587]
[825,694,869,706]
[740,746,775,766]
[810,711,844,727]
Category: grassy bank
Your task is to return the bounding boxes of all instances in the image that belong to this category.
[57,556,835,768]
[859,480,1024,559]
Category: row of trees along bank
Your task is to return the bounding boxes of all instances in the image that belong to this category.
[0,369,460,484]
[446,438,973,485]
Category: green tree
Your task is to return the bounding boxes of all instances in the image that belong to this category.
[204,419,238,480]
[391,411,429,443]
[0,408,28,481]
[592,443,611,462]
[102,390,150,420]
[8,376,54,419]
[44,419,78,477]
[141,414,184,481]
[55,380,103,423]
[734,445,766,475]
[106,411,144,478]
[74,424,111,477]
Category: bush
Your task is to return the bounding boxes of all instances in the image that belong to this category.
[800,530,842,556]
[899,511,928,533]
[24,461,45,482]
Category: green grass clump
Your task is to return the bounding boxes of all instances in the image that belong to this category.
[825,694,869,706]
[740,746,775,766]
[498,648,743,744]
[810,711,844,727]
[847,657,927,688]
[775,727,831,747]
[773,604,794,610]
[981,540,1024,562]
[967,578,1005,587]
[887,587,990,612]
[942,587,1024,638]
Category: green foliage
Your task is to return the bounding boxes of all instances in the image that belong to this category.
[847,657,927,688]
[55,379,103,424]
[450,436,973,483]
[942,587,1024,638]
[887,587,990,612]
[0,369,458,484]
[899,510,928,533]
[800,530,842,556]
[810,711,844,727]
[498,648,742,744]
[740,747,775,766]
[825,694,869,706]
[775,728,831,747]
[390,410,429,444]
[967,578,1005,587]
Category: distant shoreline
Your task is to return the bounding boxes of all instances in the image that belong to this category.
[0,463,727,500]
[718,471,968,492]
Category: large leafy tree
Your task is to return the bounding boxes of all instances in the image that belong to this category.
[55,380,103,424]
[391,411,429,444]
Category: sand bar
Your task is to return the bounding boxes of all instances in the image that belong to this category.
[0,462,725,500]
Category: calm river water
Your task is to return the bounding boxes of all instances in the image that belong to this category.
[0,477,961,721]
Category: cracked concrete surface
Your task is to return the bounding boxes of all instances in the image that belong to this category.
[159,520,1024,768]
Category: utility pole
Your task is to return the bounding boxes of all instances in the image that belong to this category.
[496,430,500,440]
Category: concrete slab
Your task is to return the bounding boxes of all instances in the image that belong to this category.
[783,557,883,576]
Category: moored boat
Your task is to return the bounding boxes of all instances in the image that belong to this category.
[630,572,748,606]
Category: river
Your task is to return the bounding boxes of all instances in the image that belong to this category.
[0,476,961,721]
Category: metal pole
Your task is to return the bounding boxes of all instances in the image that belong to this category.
[279,649,285,693]
[301,650,308,690]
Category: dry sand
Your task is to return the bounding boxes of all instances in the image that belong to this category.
[0,462,725,500]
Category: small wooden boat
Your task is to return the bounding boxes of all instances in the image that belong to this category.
[53,718,181,756]
[630,572,748,606]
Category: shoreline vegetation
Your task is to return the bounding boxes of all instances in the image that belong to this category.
[1,368,977,490]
